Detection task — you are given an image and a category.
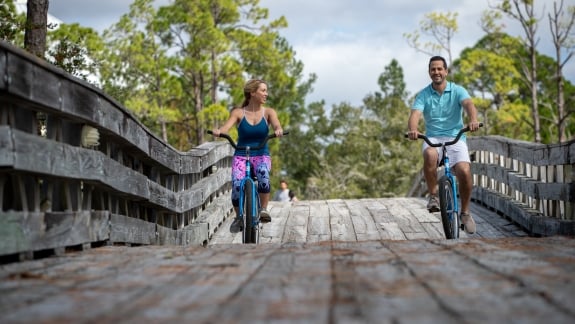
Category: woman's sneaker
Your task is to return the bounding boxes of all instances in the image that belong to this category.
[260,208,271,223]
[229,217,243,233]
[427,194,440,212]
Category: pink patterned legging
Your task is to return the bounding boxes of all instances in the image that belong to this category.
[231,155,272,207]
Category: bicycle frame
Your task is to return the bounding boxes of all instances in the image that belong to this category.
[207,130,288,243]
[237,145,260,243]
[438,143,459,239]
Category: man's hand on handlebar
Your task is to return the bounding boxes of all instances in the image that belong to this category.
[468,121,481,132]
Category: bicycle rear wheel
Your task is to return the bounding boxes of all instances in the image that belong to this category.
[438,175,459,239]
[242,183,256,244]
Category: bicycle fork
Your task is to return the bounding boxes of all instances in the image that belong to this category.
[443,156,459,219]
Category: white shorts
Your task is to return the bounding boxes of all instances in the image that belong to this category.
[422,136,471,166]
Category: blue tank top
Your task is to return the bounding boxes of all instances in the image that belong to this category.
[235,109,270,156]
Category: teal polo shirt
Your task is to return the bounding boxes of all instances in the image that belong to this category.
[412,81,471,139]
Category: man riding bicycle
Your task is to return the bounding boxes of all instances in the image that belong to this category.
[407,55,480,234]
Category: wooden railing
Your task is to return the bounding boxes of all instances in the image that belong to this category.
[0,41,234,260]
[468,136,574,236]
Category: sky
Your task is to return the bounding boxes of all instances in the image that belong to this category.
[45,0,575,108]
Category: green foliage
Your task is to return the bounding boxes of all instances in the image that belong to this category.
[47,23,104,80]
[0,0,25,46]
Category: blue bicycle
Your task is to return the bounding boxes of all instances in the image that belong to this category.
[407,123,482,239]
[207,130,288,244]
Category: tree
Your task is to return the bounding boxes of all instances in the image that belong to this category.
[403,11,458,65]
[548,0,575,142]
[101,0,181,143]
[363,59,418,196]
[451,34,524,137]
[495,0,542,142]
[24,0,48,57]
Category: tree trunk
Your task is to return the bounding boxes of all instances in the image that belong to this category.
[24,0,49,58]
[530,48,541,143]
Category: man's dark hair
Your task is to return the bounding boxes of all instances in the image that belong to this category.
[428,56,448,70]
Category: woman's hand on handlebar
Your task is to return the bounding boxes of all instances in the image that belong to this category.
[211,129,221,137]
[407,129,420,141]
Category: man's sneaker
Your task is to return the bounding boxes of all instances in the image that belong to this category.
[260,208,271,223]
[229,217,243,233]
[461,212,476,234]
[427,194,440,213]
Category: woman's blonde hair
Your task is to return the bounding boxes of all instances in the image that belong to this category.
[241,79,266,107]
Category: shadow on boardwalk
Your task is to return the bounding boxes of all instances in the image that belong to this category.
[1,199,574,323]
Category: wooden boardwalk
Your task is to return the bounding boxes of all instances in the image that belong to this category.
[211,198,528,244]
[1,198,574,323]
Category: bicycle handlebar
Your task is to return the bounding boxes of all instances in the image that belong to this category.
[207,130,289,151]
[404,123,483,147]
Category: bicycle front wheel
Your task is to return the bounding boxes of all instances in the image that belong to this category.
[438,175,459,239]
[242,182,256,244]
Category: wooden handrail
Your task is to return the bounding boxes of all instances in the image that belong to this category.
[467,136,574,236]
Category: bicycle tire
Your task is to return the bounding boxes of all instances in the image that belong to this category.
[253,195,260,244]
[438,175,459,239]
[242,182,256,244]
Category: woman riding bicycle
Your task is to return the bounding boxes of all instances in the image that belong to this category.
[407,56,480,234]
[211,79,284,233]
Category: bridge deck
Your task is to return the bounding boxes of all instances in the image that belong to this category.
[211,198,528,244]
[1,198,574,323]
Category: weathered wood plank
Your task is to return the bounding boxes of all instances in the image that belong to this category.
[344,199,382,241]
[110,213,156,245]
[329,199,356,242]
[282,202,310,243]
[380,198,428,237]
[197,190,233,240]
[0,211,109,256]
[307,200,331,243]
[263,201,294,244]
[0,126,14,166]
[361,198,407,240]
[0,211,44,255]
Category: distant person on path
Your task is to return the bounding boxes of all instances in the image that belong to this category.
[273,179,298,202]
[406,55,480,234]
[212,79,284,233]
